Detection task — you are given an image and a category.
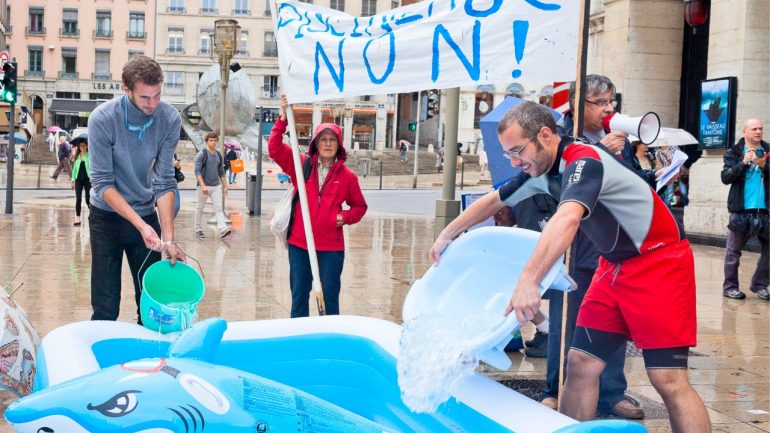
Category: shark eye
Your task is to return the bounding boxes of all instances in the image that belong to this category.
[87,390,141,417]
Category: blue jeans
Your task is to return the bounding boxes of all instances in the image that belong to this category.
[89,206,161,323]
[228,169,236,184]
[288,244,344,318]
[173,185,181,217]
[545,267,628,410]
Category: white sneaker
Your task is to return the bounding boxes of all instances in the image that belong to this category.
[219,228,231,238]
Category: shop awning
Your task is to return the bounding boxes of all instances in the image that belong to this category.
[49,99,101,117]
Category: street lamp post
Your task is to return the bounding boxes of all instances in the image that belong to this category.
[211,19,241,214]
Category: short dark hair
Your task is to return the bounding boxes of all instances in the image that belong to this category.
[204,132,218,142]
[568,74,616,112]
[497,101,558,138]
[122,56,164,91]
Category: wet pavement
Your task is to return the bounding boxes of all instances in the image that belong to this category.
[0,185,767,433]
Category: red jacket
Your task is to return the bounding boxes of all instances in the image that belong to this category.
[268,118,367,251]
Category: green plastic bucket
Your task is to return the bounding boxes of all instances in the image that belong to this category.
[140,260,204,333]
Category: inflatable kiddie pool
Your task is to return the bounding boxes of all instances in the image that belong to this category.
[6,227,646,432]
[6,317,644,433]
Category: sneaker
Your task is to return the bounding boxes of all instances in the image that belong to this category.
[751,288,769,301]
[524,330,548,358]
[49,176,57,181]
[723,288,746,299]
[73,217,81,226]
[607,396,644,420]
[195,230,205,239]
[541,397,558,410]
[219,228,232,238]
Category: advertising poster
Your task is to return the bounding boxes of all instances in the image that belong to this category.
[699,77,737,149]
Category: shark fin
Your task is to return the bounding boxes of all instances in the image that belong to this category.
[168,318,227,362]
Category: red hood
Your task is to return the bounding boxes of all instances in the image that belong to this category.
[309,123,347,162]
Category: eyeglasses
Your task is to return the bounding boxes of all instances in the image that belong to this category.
[502,134,537,160]
[585,99,618,108]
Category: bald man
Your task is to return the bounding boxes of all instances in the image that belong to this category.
[720,119,769,300]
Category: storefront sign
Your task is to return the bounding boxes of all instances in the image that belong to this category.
[271,0,578,103]
[92,81,122,91]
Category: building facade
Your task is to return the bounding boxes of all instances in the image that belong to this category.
[8,0,155,133]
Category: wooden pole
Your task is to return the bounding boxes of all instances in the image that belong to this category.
[558,0,591,407]
[285,106,326,315]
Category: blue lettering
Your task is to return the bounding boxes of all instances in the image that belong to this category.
[307,13,332,34]
[395,12,423,26]
[432,20,481,82]
[363,33,396,84]
[314,39,346,94]
[325,16,345,37]
[365,16,374,36]
[428,0,434,16]
[380,16,393,33]
[351,17,363,37]
[295,11,313,39]
[464,0,502,17]
[277,3,301,29]
[524,0,561,11]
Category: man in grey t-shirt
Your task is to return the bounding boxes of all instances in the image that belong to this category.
[194,132,230,238]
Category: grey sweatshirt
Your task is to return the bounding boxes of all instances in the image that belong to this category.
[194,149,225,187]
[89,95,181,216]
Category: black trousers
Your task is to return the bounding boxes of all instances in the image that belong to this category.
[74,179,91,216]
[89,207,161,323]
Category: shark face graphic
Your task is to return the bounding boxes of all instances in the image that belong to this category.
[6,319,392,433]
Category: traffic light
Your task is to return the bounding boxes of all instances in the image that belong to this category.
[408,122,417,131]
[1,62,17,104]
[426,90,438,119]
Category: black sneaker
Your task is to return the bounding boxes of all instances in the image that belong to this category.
[723,289,746,299]
[525,330,548,348]
[195,230,205,239]
[751,288,769,301]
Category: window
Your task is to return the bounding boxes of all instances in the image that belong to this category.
[263,75,279,98]
[391,0,399,9]
[201,0,218,13]
[168,0,186,13]
[128,12,145,38]
[89,93,114,100]
[168,28,184,53]
[165,71,184,95]
[61,47,77,78]
[28,7,44,34]
[233,0,249,15]
[361,0,376,16]
[297,0,312,3]
[56,91,81,99]
[236,30,249,56]
[264,0,271,15]
[330,0,344,11]
[199,30,213,55]
[95,10,112,37]
[61,9,78,36]
[94,50,110,80]
[27,46,43,76]
[129,50,144,59]
[263,31,277,57]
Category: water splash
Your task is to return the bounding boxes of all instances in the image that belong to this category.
[397,312,502,413]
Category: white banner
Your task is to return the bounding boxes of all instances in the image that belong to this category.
[271,0,579,104]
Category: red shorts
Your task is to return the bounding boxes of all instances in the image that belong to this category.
[576,239,697,349]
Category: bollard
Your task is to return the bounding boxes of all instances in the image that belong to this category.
[37,164,42,189]
[379,160,383,190]
[460,161,465,190]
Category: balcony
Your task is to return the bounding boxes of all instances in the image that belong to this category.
[166,6,186,13]
[92,72,112,80]
[264,9,271,16]
[60,28,80,37]
[25,26,46,36]
[24,69,44,78]
[127,31,146,40]
[263,48,278,57]
[93,30,113,39]
[234,50,249,57]
[59,71,79,79]
[199,8,218,14]
[233,9,250,15]
[166,47,185,54]
[197,48,211,56]
[164,82,184,95]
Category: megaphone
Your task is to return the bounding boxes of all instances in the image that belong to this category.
[601,112,661,145]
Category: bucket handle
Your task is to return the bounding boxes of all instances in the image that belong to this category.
[137,242,205,292]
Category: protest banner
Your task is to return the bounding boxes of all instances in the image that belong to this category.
[271,0,579,104]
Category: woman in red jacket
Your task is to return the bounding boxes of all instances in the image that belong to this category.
[269,96,368,317]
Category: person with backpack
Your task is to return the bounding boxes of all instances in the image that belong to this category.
[50,135,72,181]
[269,95,368,318]
[225,147,239,184]
[194,132,230,239]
